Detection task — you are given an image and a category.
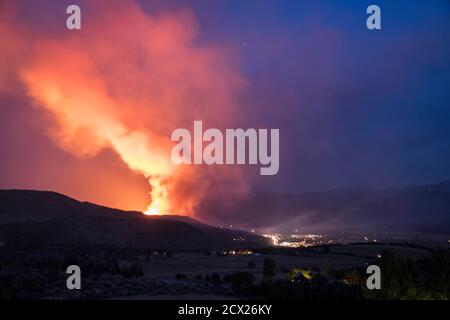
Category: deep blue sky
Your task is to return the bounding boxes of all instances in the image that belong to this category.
[142,0,450,192]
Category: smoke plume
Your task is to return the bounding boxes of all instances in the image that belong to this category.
[0,0,248,217]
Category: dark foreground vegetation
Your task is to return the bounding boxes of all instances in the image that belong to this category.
[0,244,449,300]
[222,249,450,300]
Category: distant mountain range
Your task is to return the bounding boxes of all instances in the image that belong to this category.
[0,190,269,249]
[223,181,450,233]
[1,181,449,249]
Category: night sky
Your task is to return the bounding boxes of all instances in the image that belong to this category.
[176,0,450,192]
[0,0,449,217]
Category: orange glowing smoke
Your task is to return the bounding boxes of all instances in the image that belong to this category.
[0,0,247,216]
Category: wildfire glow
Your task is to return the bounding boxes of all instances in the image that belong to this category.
[1,0,246,216]
[144,206,160,215]
[144,176,169,215]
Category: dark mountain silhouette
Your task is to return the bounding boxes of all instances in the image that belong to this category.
[218,181,450,233]
[0,190,269,249]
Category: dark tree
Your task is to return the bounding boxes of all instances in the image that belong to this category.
[229,272,256,296]
[263,257,276,280]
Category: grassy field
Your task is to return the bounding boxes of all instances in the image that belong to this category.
[327,244,431,260]
[139,243,432,281]
[105,243,437,299]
